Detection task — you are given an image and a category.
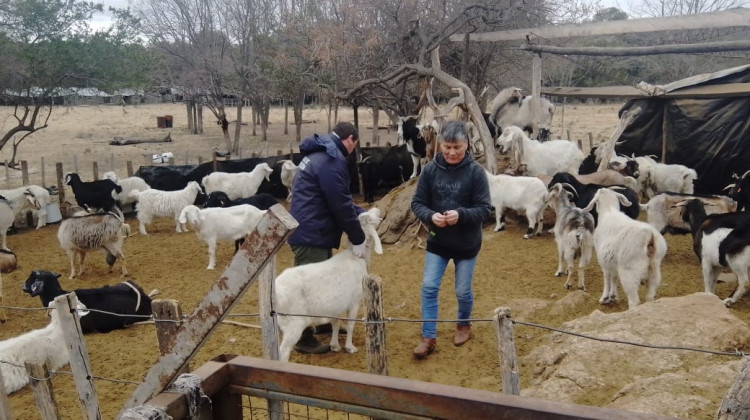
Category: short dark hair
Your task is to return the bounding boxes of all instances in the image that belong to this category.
[333,122,358,141]
[440,121,468,143]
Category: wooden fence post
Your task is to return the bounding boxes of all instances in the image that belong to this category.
[0,367,11,420]
[21,160,29,186]
[364,274,388,376]
[717,358,750,420]
[56,163,66,217]
[588,132,594,150]
[55,293,101,419]
[123,205,298,410]
[126,161,134,177]
[26,362,60,419]
[493,307,520,395]
[152,299,187,373]
[212,154,218,172]
[92,162,99,180]
[258,256,283,420]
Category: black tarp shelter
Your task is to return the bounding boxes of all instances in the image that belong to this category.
[614,64,750,194]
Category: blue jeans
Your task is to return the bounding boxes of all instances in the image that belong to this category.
[420,251,477,339]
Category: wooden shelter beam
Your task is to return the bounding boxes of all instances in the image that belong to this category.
[520,40,750,56]
[449,8,750,42]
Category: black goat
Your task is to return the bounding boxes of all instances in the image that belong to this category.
[22,270,153,333]
[64,173,122,215]
[680,199,750,306]
[578,147,599,175]
[725,170,750,211]
[549,172,640,224]
[203,191,278,210]
[203,191,278,251]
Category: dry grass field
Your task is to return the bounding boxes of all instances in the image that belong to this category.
[1,101,746,419]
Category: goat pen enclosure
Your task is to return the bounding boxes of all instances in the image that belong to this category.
[3,103,750,419]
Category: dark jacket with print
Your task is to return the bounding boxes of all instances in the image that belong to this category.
[411,152,491,260]
[288,132,365,249]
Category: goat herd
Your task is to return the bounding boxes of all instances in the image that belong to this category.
[2,121,750,404]
[489,124,748,310]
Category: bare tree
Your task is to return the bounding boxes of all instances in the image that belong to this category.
[136,0,235,151]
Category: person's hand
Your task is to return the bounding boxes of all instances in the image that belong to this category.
[443,210,459,226]
[432,212,447,228]
[352,242,367,258]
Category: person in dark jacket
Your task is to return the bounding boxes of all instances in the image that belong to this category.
[410,120,492,358]
[287,121,367,354]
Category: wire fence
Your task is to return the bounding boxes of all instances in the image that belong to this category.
[1,302,746,392]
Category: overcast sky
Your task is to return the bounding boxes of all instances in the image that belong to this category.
[90,0,131,30]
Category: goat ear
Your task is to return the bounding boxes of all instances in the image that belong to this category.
[616,192,632,207]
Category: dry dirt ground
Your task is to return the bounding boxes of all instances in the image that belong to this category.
[1,102,748,419]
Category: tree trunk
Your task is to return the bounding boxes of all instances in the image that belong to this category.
[294,90,304,142]
[284,100,289,135]
[251,106,257,137]
[186,101,195,134]
[233,101,243,154]
[196,105,204,134]
[352,105,359,133]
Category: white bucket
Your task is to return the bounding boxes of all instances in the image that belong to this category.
[46,202,62,224]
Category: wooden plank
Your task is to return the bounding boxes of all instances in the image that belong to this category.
[450,8,750,42]
[26,362,60,420]
[520,40,750,56]
[55,293,101,420]
[123,204,298,410]
[597,107,642,171]
[223,356,677,420]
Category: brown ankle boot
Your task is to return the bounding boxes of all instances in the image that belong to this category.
[454,325,471,346]
[413,338,436,358]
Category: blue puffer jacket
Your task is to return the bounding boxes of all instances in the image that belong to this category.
[288,132,365,249]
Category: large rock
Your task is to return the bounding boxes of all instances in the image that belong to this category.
[522,293,750,419]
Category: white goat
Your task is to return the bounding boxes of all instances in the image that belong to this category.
[583,188,667,309]
[496,126,584,177]
[57,211,128,279]
[486,88,555,140]
[274,208,383,363]
[485,170,548,239]
[635,156,697,200]
[178,204,267,270]
[0,185,48,230]
[278,160,298,202]
[0,302,68,394]
[642,192,737,234]
[103,171,151,210]
[202,163,273,201]
[130,181,203,235]
[0,191,40,250]
[547,183,595,291]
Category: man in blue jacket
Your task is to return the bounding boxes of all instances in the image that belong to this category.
[288,121,367,354]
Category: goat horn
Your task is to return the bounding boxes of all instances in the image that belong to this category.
[742,169,750,179]
[560,183,578,197]
[723,184,735,191]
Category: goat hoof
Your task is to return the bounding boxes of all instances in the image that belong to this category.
[494,225,506,232]
[564,284,572,290]
[523,234,531,239]
[345,345,358,354]
[330,344,342,352]
[555,271,564,277]
[723,298,735,307]
[579,286,587,292]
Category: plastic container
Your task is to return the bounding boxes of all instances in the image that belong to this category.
[46,202,62,224]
